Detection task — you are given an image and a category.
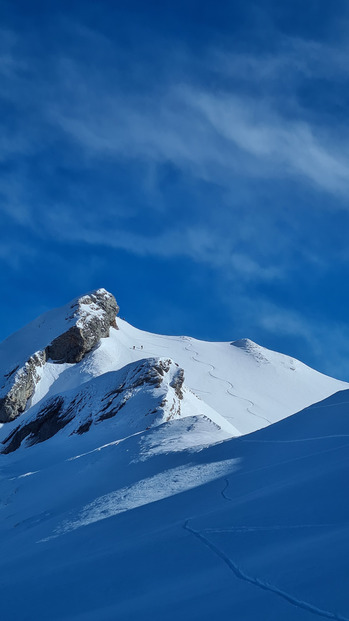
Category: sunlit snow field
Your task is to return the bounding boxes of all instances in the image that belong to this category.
[0,301,349,620]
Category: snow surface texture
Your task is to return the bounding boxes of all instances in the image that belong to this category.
[0,357,236,453]
[25,327,346,433]
[1,291,349,620]
[1,391,349,620]
[0,292,345,435]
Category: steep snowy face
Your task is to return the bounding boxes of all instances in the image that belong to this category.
[0,357,236,454]
[0,289,119,422]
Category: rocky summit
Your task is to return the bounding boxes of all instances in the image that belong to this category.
[0,288,119,422]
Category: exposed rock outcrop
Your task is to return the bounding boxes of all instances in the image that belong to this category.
[170,368,184,400]
[1,357,186,453]
[47,289,118,363]
[0,351,46,424]
[0,289,119,423]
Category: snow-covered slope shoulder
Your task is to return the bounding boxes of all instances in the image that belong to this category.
[0,357,237,454]
[97,318,347,434]
[0,289,118,422]
[0,288,346,436]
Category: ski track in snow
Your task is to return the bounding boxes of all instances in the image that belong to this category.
[122,330,272,428]
[184,343,272,426]
[4,307,349,619]
[221,477,231,502]
[183,519,349,621]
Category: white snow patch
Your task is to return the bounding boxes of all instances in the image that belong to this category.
[40,458,239,540]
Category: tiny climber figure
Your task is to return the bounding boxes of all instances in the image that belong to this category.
[132,345,135,350]
[141,345,143,350]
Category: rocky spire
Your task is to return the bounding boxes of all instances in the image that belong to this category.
[0,289,119,423]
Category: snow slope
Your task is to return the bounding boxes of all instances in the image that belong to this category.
[28,317,348,435]
[0,357,237,453]
[1,291,349,620]
[1,388,349,620]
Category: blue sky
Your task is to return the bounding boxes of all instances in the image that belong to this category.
[1,0,349,379]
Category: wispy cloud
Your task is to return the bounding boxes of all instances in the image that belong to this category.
[45,221,284,281]
[2,24,349,199]
[186,90,349,194]
[49,78,349,198]
[1,11,349,379]
[32,30,349,200]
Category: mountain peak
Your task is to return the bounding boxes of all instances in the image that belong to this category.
[0,289,346,438]
[0,289,119,423]
[47,288,119,363]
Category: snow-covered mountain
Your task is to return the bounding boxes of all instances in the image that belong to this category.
[1,289,349,620]
[0,288,345,439]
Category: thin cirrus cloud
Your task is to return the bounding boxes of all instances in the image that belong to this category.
[47,221,284,282]
[1,9,349,379]
[52,81,349,198]
[2,25,349,206]
[1,25,348,289]
[33,25,349,201]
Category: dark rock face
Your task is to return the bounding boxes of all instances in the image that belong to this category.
[0,351,47,423]
[46,289,119,364]
[170,367,184,400]
[2,397,67,454]
[46,326,87,364]
[2,392,93,453]
[1,357,185,454]
[0,289,119,423]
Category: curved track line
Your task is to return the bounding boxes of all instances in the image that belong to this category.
[185,343,272,425]
[221,478,231,501]
[183,520,349,621]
